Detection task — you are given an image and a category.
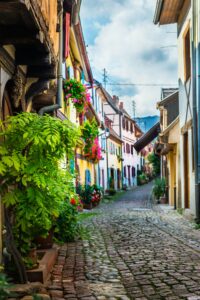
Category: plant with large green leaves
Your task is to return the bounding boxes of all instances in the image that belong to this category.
[0,113,80,260]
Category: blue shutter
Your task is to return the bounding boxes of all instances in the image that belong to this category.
[70,159,75,174]
[85,169,91,185]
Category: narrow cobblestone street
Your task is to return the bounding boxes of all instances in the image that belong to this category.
[48,183,200,300]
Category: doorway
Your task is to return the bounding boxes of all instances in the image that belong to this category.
[110,168,115,189]
[183,132,189,208]
[117,169,121,189]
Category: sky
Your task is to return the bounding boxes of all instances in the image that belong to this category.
[80,0,178,117]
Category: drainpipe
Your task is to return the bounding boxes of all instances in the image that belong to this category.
[197,1,200,192]
[192,0,200,222]
[38,0,64,115]
[119,113,124,189]
[106,137,109,189]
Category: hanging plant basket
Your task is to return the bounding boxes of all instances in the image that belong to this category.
[63,79,90,113]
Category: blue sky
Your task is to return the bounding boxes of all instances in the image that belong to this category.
[80,0,178,117]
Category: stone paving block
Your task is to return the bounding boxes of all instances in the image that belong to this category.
[44,184,200,300]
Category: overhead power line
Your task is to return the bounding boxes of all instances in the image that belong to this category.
[107,83,177,87]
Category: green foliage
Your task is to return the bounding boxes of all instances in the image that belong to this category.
[106,189,117,196]
[0,113,80,256]
[81,119,99,155]
[77,184,103,206]
[77,184,93,205]
[153,177,166,200]
[63,79,90,113]
[55,201,79,242]
[0,273,12,300]
[148,153,160,176]
[177,208,184,215]
[137,173,148,185]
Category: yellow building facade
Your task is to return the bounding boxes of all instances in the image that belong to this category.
[63,20,99,187]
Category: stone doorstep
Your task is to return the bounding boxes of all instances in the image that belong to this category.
[27,247,59,283]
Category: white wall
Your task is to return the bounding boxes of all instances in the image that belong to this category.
[177,7,195,215]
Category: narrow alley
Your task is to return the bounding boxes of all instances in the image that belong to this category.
[49,183,200,300]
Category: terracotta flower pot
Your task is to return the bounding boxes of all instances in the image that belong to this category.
[35,228,54,250]
[160,196,168,204]
[83,203,92,210]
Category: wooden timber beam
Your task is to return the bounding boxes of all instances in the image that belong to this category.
[16,51,51,66]
[0,26,44,46]
[27,65,56,79]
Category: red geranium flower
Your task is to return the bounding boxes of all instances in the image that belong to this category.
[70,198,76,205]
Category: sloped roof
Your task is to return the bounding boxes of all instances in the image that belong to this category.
[161,88,178,100]
[109,127,123,143]
[133,122,160,152]
[157,90,179,108]
[154,0,185,25]
[101,88,121,114]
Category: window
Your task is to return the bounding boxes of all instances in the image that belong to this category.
[124,166,126,178]
[126,143,130,154]
[132,167,135,177]
[101,136,106,151]
[130,123,133,133]
[184,25,191,82]
[126,120,129,131]
[85,169,91,185]
[122,118,125,129]
[131,145,134,155]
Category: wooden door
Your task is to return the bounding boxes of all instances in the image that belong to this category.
[128,166,131,186]
[184,133,190,208]
[117,169,121,189]
[102,169,105,189]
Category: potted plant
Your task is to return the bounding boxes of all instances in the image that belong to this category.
[81,119,99,158]
[91,185,103,207]
[91,138,102,163]
[63,78,90,113]
[77,185,93,209]
[153,178,167,203]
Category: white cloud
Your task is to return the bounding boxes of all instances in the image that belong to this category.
[81,0,178,117]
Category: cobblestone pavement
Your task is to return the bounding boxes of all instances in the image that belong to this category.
[48,182,200,300]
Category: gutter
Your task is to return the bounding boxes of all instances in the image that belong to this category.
[153,0,164,24]
[39,0,64,115]
[191,0,200,222]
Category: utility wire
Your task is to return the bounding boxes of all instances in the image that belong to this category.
[107,83,177,87]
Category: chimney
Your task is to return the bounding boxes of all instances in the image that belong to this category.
[119,102,123,110]
[113,95,119,106]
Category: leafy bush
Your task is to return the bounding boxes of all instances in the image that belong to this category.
[153,178,166,200]
[0,113,80,256]
[81,119,99,156]
[106,189,117,196]
[55,201,79,242]
[148,153,160,176]
[0,273,12,300]
[137,173,148,185]
[77,184,103,207]
[77,185,93,205]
